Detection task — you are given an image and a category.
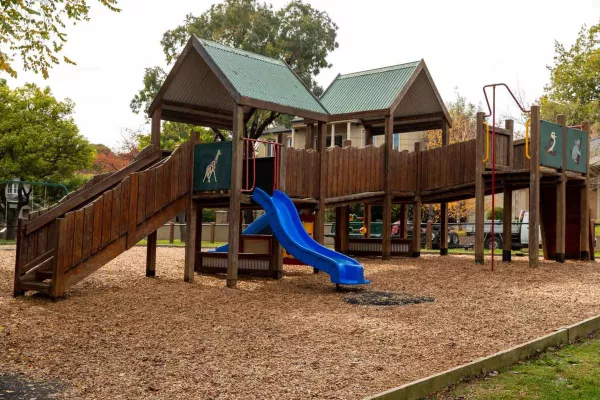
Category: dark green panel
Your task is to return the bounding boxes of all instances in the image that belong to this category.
[566,127,588,173]
[194,142,232,191]
[539,120,563,169]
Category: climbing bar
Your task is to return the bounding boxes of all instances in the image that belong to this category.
[482,122,490,164]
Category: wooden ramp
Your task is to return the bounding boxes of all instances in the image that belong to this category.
[14,141,193,298]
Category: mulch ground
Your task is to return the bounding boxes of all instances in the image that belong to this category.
[1,248,599,399]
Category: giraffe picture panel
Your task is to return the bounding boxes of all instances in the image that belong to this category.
[194,142,232,191]
[566,127,588,174]
[539,120,563,170]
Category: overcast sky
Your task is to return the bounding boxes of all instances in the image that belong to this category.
[6,0,600,148]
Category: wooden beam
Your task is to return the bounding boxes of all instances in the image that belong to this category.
[305,123,314,150]
[503,184,513,262]
[238,95,329,123]
[146,231,157,277]
[314,121,327,247]
[161,99,233,118]
[334,207,342,252]
[151,107,161,148]
[226,105,245,288]
[382,116,393,259]
[412,142,422,257]
[161,109,233,130]
[581,121,591,260]
[440,120,449,255]
[475,112,486,264]
[556,115,567,262]
[399,204,407,239]
[184,131,200,282]
[329,108,390,122]
[529,106,541,267]
[506,119,514,168]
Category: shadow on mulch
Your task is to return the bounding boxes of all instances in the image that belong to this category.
[0,372,65,399]
[344,291,434,306]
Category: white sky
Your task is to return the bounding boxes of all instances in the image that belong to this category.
[6,0,600,148]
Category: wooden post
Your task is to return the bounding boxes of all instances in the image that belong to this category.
[169,221,175,243]
[151,107,161,148]
[210,222,216,243]
[399,204,407,239]
[305,123,314,150]
[503,119,514,262]
[382,116,393,259]
[271,145,285,278]
[475,112,486,264]
[50,218,67,298]
[365,125,373,146]
[341,206,350,253]
[503,184,513,262]
[412,142,422,257]
[440,120,450,255]
[226,105,244,288]
[313,121,327,273]
[581,121,591,260]
[426,220,433,250]
[146,231,157,277]
[529,105,541,267]
[184,131,199,282]
[13,218,24,297]
[363,203,371,238]
[556,115,567,262]
[334,207,342,252]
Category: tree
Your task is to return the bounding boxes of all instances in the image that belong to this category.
[540,22,600,135]
[425,90,478,150]
[136,122,215,151]
[130,0,338,139]
[89,144,131,173]
[0,80,95,238]
[1,0,120,79]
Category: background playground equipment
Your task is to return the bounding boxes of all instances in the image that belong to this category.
[11,37,594,298]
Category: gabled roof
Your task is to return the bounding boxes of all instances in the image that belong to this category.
[148,36,329,123]
[320,62,420,115]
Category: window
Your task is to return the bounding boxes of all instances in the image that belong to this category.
[7,183,18,195]
[393,133,400,150]
[264,143,274,157]
[287,137,292,148]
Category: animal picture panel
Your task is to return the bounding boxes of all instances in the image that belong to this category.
[539,121,563,169]
[194,142,232,191]
[566,127,588,174]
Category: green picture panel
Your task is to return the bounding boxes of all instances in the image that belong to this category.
[566,127,588,173]
[539,120,563,169]
[194,142,232,191]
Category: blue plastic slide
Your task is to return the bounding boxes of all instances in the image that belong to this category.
[212,213,271,252]
[252,188,369,285]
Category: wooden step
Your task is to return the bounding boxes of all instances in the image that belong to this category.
[35,270,53,280]
[20,281,51,294]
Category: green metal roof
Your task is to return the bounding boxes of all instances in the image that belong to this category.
[197,37,328,115]
[320,61,420,115]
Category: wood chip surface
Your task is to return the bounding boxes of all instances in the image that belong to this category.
[1,248,599,399]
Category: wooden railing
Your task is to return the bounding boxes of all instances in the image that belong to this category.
[419,139,477,191]
[284,147,320,199]
[483,126,511,168]
[324,145,384,198]
[389,150,418,193]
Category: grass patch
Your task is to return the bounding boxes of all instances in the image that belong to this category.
[434,333,600,399]
[421,248,539,256]
[0,239,16,245]
[136,239,226,248]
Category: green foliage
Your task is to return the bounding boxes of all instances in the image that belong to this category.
[540,21,600,134]
[0,81,95,182]
[137,122,215,151]
[485,207,503,220]
[1,0,120,78]
[131,0,338,139]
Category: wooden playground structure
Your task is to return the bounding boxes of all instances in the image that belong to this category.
[12,36,594,299]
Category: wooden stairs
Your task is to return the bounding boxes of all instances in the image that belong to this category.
[13,141,193,298]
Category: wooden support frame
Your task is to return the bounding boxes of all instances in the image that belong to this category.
[184,131,200,282]
[440,120,449,255]
[555,115,567,263]
[399,204,408,239]
[363,203,371,238]
[226,105,245,288]
[382,116,393,259]
[474,112,485,264]
[146,232,157,277]
[151,107,161,148]
[529,106,541,267]
[581,121,591,260]
[412,142,422,257]
[503,119,515,262]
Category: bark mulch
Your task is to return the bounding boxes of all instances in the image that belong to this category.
[1,248,600,399]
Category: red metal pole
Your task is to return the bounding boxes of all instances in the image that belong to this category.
[491,86,496,272]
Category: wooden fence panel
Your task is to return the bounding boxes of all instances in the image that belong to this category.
[101,190,113,248]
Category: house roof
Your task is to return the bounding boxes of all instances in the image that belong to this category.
[263,125,292,135]
[320,62,420,115]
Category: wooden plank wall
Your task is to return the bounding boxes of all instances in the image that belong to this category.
[389,150,418,193]
[484,130,511,168]
[284,147,320,199]
[324,145,384,198]
[513,142,530,170]
[419,139,477,191]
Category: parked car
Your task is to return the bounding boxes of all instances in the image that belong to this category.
[391,221,459,249]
